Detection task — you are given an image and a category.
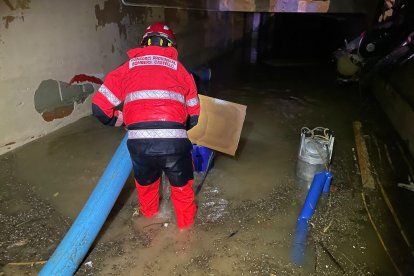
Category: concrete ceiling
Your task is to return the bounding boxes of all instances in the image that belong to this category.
[120,0,380,13]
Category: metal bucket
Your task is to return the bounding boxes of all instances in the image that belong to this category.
[296,127,334,185]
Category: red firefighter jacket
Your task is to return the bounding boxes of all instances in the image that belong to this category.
[92,46,200,130]
[92,46,200,155]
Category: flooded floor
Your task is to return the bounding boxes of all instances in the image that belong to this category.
[1,59,414,275]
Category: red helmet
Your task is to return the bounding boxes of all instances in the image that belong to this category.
[141,22,177,47]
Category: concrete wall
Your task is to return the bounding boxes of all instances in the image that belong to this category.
[0,0,246,155]
[372,61,414,157]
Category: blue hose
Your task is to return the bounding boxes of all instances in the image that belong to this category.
[291,218,309,266]
[39,133,132,276]
[298,170,333,220]
[292,170,333,266]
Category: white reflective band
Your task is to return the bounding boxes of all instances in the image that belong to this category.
[115,111,123,127]
[129,55,178,70]
[125,90,185,104]
[128,129,188,139]
[186,96,199,107]
[98,85,121,106]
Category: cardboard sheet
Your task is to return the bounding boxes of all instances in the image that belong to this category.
[188,95,247,156]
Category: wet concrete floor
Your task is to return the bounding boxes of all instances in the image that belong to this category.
[1,60,414,275]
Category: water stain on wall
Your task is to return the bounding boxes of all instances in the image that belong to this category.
[274,0,330,12]
[95,0,127,38]
[95,0,154,39]
[2,0,30,29]
[41,105,75,122]
[34,77,98,122]
[125,0,231,11]
[3,0,31,10]
[298,0,330,13]
[2,15,24,28]
[2,16,15,28]
[3,0,15,10]
[219,0,255,11]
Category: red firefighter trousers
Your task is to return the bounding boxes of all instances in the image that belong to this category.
[135,179,196,229]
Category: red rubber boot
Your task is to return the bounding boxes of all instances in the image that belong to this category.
[135,178,160,217]
[170,180,196,229]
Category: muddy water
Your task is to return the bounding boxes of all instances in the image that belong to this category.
[11,118,126,219]
[2,63,414,275]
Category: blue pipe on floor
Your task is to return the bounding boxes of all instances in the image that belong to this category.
[39,133,132,276]
[292,171,333,266]
[298,170,333,220]
[291,218,309,266]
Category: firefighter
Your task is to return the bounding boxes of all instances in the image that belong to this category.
[91,22,200,229]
